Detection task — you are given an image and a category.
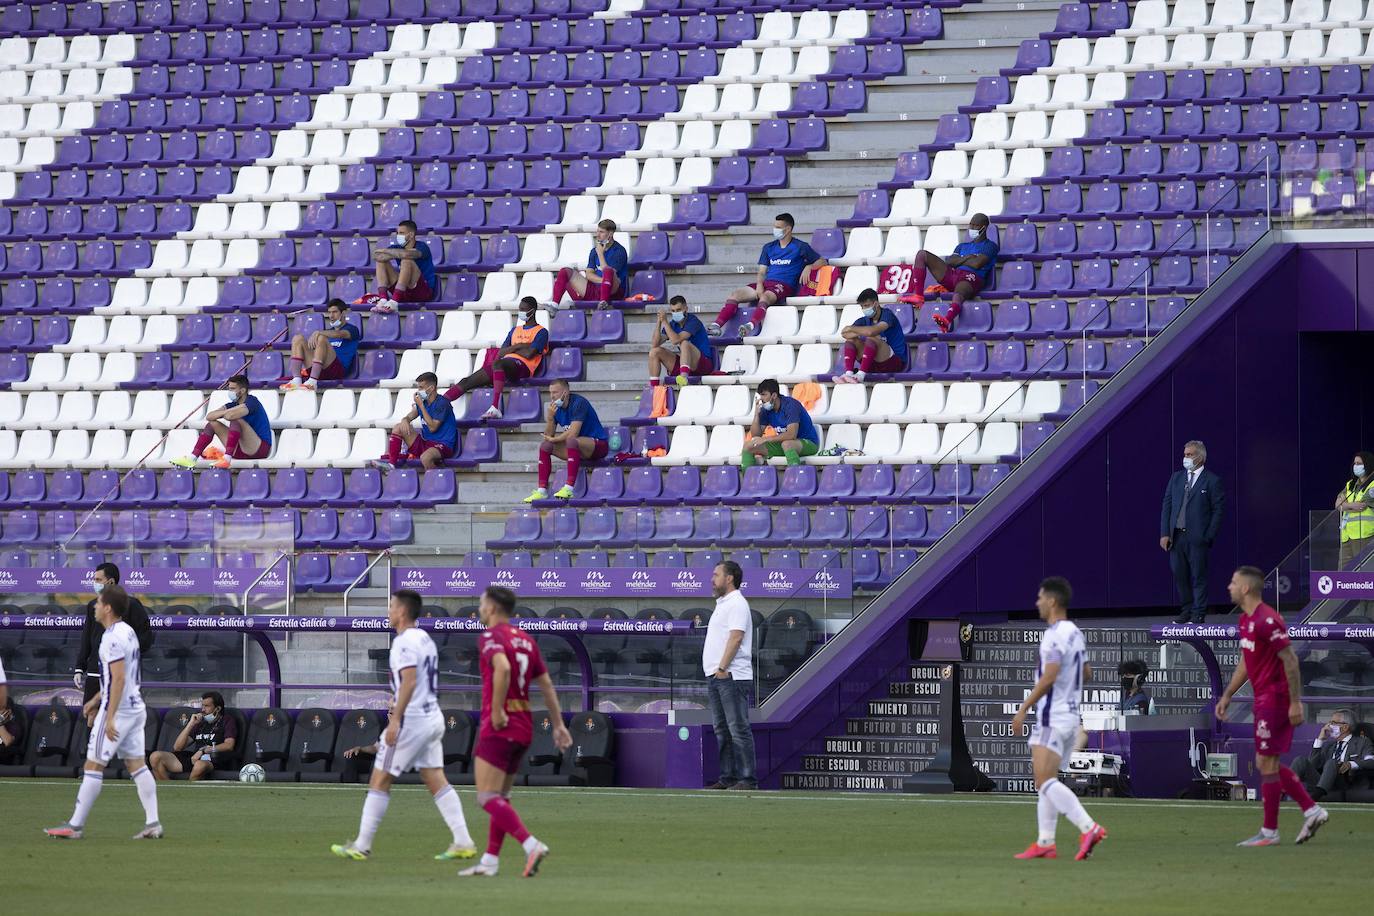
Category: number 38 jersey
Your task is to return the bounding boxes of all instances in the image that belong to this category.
[390,627,440,718]
[478,622,548,745]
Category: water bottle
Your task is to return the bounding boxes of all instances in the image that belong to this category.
[39,736,47,754]
[255,739,263,760]
[608,428,622,452]
[303,740,310,762]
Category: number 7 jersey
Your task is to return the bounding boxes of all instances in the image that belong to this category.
[390,627,440,717]
[478,621,548,745]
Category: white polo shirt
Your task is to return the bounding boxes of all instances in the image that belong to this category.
[702,589,753,680]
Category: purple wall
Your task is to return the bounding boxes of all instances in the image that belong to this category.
[755,239,1374,786]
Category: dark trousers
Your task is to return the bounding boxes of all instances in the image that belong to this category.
[1169,528,1210,619]
[706,676,756,786]
[82,674,101,706]
[1292,754,1369,796]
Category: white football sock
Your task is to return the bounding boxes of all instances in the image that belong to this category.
[1302,804,1322,818]
[1043,778,1095,833]
[480,853,500,870]
[130,765,160,824]
[71,770,104,828]
[521,835,542,855]
[1036,784,1057,845]
[355,789,390,851]
[433,785,473,847]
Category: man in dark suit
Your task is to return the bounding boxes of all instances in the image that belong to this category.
[1292,708,1374,799]
[75,562,153,704]
[1159,440,1225,624]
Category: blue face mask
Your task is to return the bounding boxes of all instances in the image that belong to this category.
[670,311,685,324]
[551,398,564,410]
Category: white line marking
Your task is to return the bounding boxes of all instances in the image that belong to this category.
[4,779,1373,814]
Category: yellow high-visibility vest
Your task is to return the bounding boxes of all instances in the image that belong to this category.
[1342,478,1374,542]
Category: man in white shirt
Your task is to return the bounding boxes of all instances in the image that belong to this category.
[1292,708,1374,799]
[46,585,163,840]
[332,589,476,862]
[702,561,757,791]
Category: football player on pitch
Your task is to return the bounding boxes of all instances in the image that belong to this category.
[1216,566,1329,846]
[1011,577,1107,861]
[332,589,476,861]
[45,586,162,840]
[459,586,572,878]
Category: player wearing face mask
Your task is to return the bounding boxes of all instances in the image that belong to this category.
[173,374,273,469]
[548,219,627,312]
[282,299,363,391]
[1335,451,1374,569]
[366,220,437,313]
[371,372,459,471]
[834,288,910,384]
[523,379,609,503]
[648,295,715,388]
[709,213,825,338]
[899,213,999,333]
[741,378,820,468]
[442,297,549,422]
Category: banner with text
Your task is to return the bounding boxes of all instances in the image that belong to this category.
[389,566,851,600]
[1311,570,1374,600]
[0,567,288,596]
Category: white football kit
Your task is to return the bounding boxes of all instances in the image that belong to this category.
[88,620,147,765]
[376,627,445,777]
[1028,619,1086,760]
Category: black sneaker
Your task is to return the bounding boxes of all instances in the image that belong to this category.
[726,781,758,791]
[704,780,733,790]
[1172,613,1193,624]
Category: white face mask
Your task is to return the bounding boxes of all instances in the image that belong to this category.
[395,234,408,247]
[669,311,685,324]
[203,712,218,724]
[772,227,786,240]
[967,227,982,239]
[551,398,564,410]
[862,305,877,318]
[1355,464,1367,478]
[1331,722,1346,737]
[1182,457,1195,472]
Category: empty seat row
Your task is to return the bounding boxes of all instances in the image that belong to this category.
[858,179,1275,225]
[1044,26,1374,77]
[0,0,562,35]
[1040,139,1358,184]
[0,506,414,549]
[490,503,967,549]
[0,67,132,106]
[528,460,1012,508]
[653,420,1046,467]
[705,337,1142,384]
[0,465,455,510]
[0,239,152,279]
[0,34,135,72]
[1122,0,1374,37]
[125,59,354,99]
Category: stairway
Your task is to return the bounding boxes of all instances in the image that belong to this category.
[781,621,1238,792]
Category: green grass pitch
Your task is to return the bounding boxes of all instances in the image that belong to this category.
[2,780,1366,915]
